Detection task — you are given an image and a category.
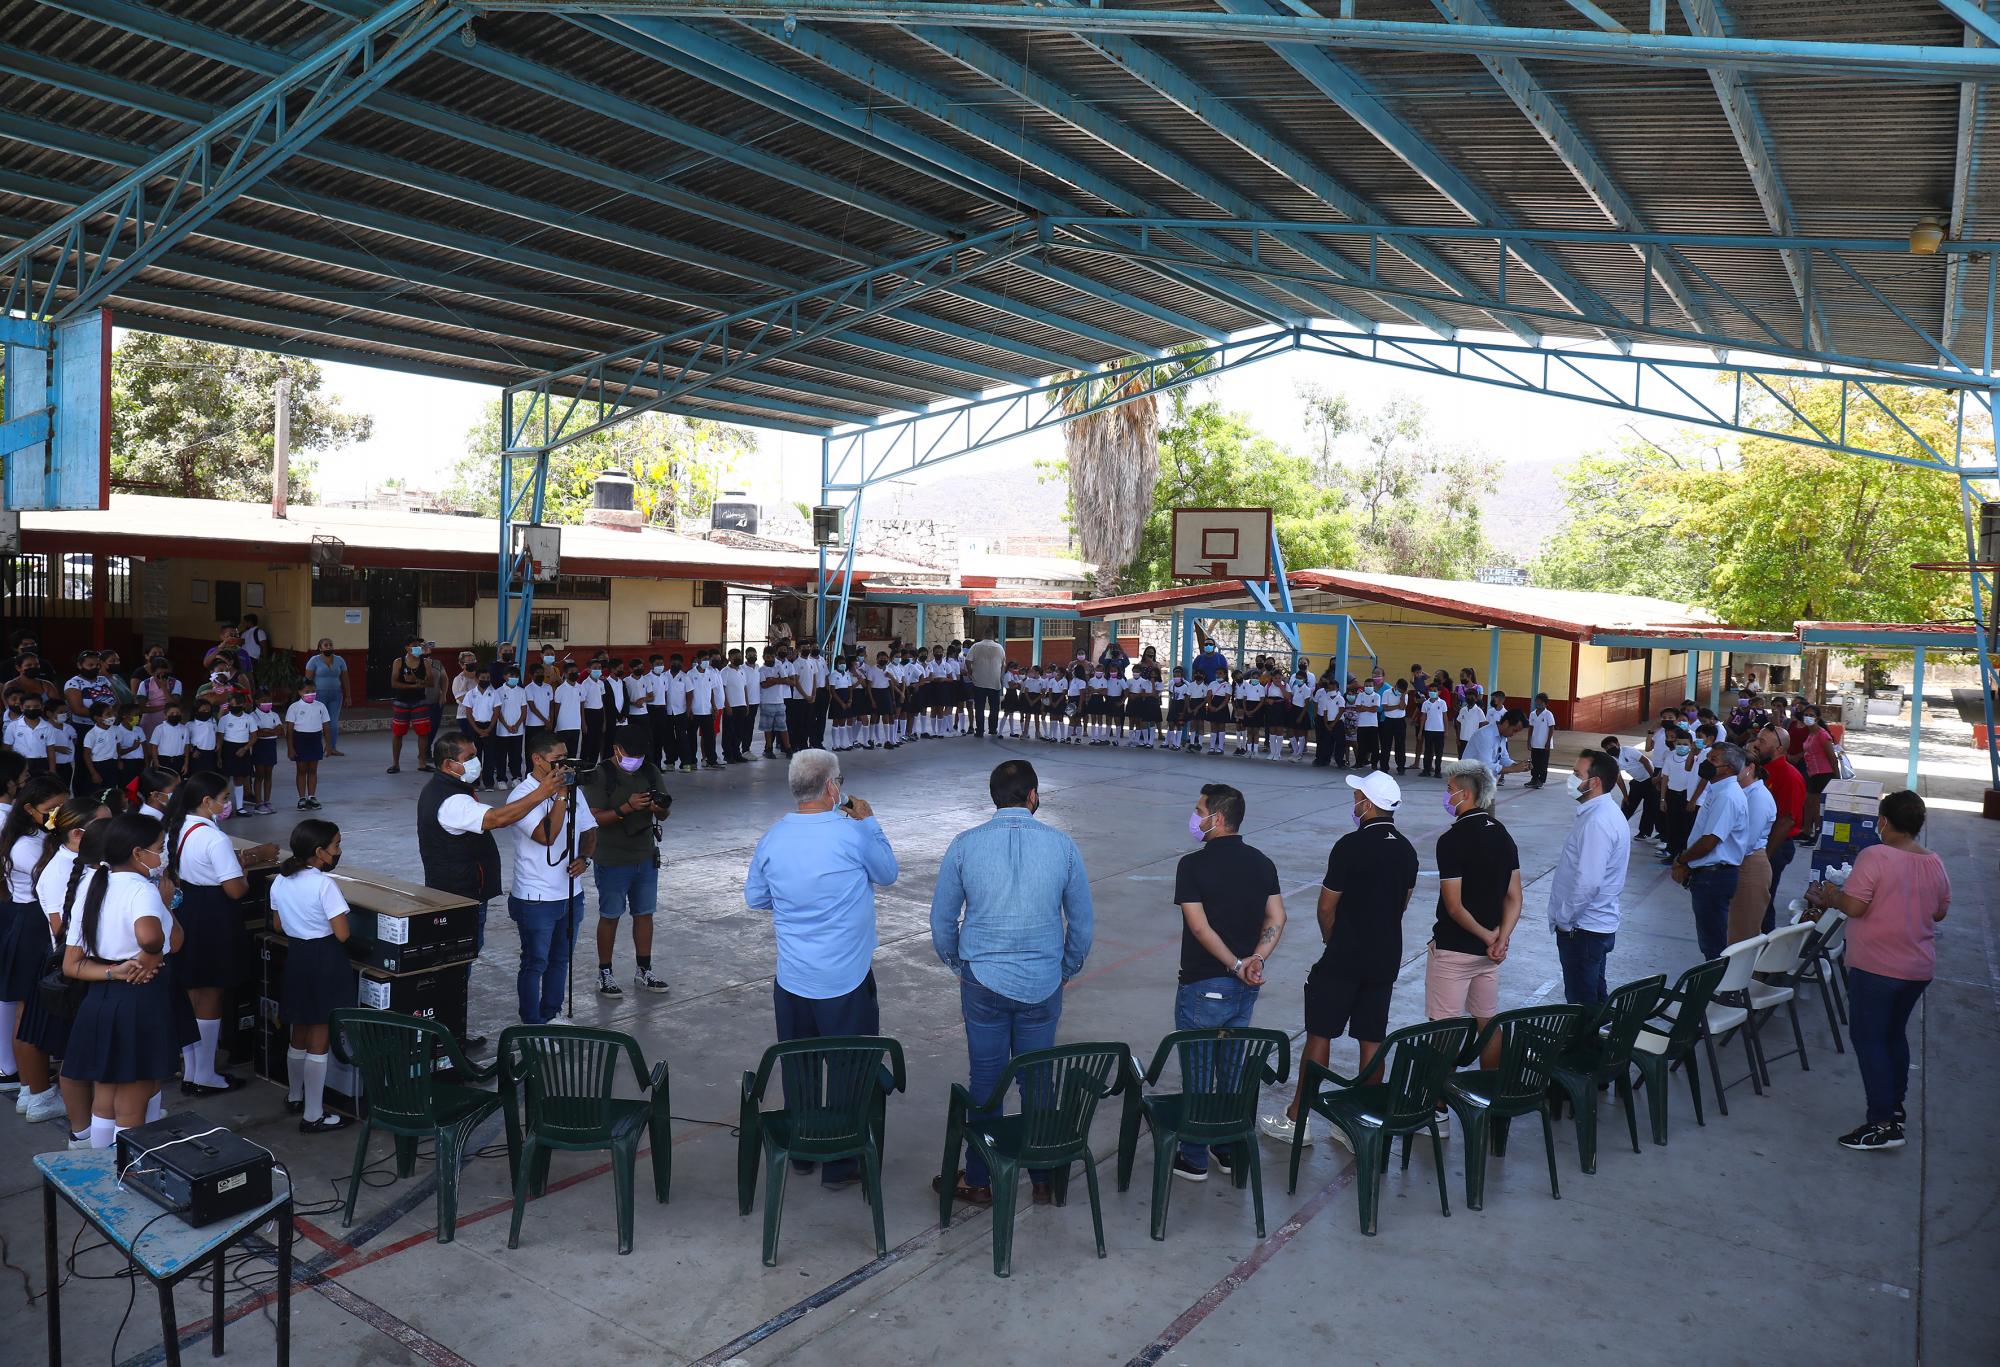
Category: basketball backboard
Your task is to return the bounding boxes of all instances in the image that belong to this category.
[1171,506,1273,580]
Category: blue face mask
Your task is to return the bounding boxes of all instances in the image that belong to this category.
[589,668,603,680]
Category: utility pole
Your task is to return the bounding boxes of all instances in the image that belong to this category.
[272,367,291,519]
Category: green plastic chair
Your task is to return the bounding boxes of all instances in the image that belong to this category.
[330,1009,501,1244]
[1443,1005,1586,1210]
[1631,958,1729,1143]
[498,1025,672,1256]
[1116,1028,1290,1240]
[939,1041,1128,1278]
[1544,975,1667,1174]
[737,1036,906,1267]
[1287,1017,1476,1237]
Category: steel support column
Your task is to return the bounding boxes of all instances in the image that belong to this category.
[1907,647,1928,789]
[1488,629,1502,698]
[1531,635,1544,701]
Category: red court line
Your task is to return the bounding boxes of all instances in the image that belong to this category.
[1065,936,1177,989]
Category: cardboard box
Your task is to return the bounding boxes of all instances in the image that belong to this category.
[1820,778,1883,814]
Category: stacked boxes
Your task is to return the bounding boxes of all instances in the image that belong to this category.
[1810,777,1884,883]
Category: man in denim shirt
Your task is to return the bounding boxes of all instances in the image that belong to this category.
[930,759,1093,1205]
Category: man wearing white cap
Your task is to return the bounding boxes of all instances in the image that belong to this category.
[1260,769,1417,1150]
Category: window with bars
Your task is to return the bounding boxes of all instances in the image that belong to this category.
[419,571,476,608]
[527,609,568,640]
[310,565,368,606]
[649,611,688,643]
[6,553,134,619]
[695,579,724,607]
[475,572,610,600]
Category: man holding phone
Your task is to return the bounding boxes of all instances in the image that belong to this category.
[586,726,673,997]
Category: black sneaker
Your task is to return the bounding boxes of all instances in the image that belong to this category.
[1894,1104,1908,1125]
[597,967,624,997]
[1171,1155,1209,1182]
[1210,1147,1235,1176]
[1837,1122,1905,1152]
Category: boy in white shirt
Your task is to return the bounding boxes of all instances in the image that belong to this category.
[495,668,528,786]
[1525,693,1558,789]
[9,697,61,777]
[1418,684,1450,777]
[80,702,124,792]
[148,701,191,775]
[284,688,332,808]
[553,668,585,761]
[463,670,499,790]
[523,665,554,749]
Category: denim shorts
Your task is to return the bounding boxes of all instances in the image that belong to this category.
[593,860,658,919]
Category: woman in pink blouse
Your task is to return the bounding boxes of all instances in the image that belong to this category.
[1806,789,1948,1153]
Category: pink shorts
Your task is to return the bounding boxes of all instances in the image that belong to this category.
[1425,942,1500,1020]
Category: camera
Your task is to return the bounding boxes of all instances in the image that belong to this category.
[645,790,673,813]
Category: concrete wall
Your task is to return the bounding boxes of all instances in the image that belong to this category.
[1295,607,1574,700]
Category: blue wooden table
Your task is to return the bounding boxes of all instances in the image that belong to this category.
[34,1149,293,1367]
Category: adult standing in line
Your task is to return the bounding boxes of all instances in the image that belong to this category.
[1191,639,1227,685]
[1166,781,1284,1181]
[1378,678,1408,775]
[689,653,722,770]
[504,734,598,1026]
[720,647,749,763]
[744,749,898,1189]
[64,650,118,763]
[416,731,561,1047]
[1669,741,1750,961]
[1725,752,1781,946]
[1799,707,1840,841]
[1750,724,1805,932]
[451,651,481,733]
[236,615,269,673]
[1260,771,1416,1152]
[930,759,1093,1205]
[578,657,609,767]
[1525,694,1558,789]
[585,726,671,997]
[384,640,428,773]
[966,635,1006,738]
[419,642,447,760]
[305,639,351,756]
[1805,790,1948,1153]
[1427,762,1522,1074]
[759,647,794,758]
[1545,750,1630,1006]
[1418,681,1449,777]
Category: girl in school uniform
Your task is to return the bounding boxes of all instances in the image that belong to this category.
[827,657,856,752]
[284,686,332,810]
[251,689,282,814]
[1101,668,1125,745]
[1202,671,1231,754]
[146,700,191,776]
[1233,670,1263,757]
[0,776,68,1096]
[216,693,258,813]
[1127,668,1159,749]
[269,819,353,1134]
[187,699,219,777]
[59,813,185,1145]
[163,772,279,1096]
[1287,669,1315,762]
[22,798,110,1138]
[999,667,1021,739]
[135,768,179,822]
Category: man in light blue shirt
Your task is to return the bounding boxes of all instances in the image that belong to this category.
[1670,741,1749,959]
[930,759,1093,1204]
[745,748,899,1186]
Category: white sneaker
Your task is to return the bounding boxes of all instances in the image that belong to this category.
[12,1087,29,1112]
[67,1134,92,1150]
[22,1088,67,1124]
[1258,1110,1311,1146]
[1431,1108,1452,1136]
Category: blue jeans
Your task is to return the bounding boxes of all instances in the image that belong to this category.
[593,861,658,920]
[472,898,489,955]
[1687,863,1739,960]
[1172,977,1260,1170]
[959,975,1063,1188]
[1846,967,1928,1125]
[321,694,341,746]
[1554,929,1616,1006]
[508,894,582,1024]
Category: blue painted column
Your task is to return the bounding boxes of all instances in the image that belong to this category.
[915,602,927,649]
[1031,616,1043,665]
[1530,635,1543,701]
[1234,620,1246,670]
[1487,628,1501,697]
[1710,651,1724,712]
[1683,650,1696,701]
[1181,612,1196,674]
[1907,647,1926,790]
[1334,620,1350,690]
[996,614,1008,654]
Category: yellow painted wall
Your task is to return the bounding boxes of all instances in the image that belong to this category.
[157,559,307,647]
[308,605,369,650]
[1576,646,1688,698]
[1295,607,1577,700]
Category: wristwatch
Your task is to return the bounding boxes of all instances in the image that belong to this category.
[1231,957,1243,975]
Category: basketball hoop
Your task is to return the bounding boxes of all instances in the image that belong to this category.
[310,534,345,569]
[1170,508,1272,582]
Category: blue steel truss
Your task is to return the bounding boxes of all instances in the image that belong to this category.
[0,0,464,321]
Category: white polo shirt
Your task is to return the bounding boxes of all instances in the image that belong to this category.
[505,777,600,900]
[552,681,583,732]
[1527,706,1557,748]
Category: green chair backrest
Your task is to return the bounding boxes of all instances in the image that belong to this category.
[1658,958,1729,1052]
[330,1009,452,1132]
[1484,1005,1588,1104]
[1596,975,1669,1063]
[501,1025,633,1145]
[1378,1019,1477,1129]
[749,1036,906,1149]
[1006,1042,1127,1167]
[1160,1028,1289,1137]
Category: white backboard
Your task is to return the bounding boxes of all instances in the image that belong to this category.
[1171,507,1273,580]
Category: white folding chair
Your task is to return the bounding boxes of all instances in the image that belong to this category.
[1744,922,1819,1085]
[1792,909,1849,1052]
[1644,934,1766,1114]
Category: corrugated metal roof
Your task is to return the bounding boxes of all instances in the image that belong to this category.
[0,0,1991,433]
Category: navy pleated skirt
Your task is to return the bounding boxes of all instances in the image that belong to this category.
[281,935,355,1027]
[0,897,47,1002]
[171,882,245,990]
[10,907,69,1056]
[60,973,184,1084]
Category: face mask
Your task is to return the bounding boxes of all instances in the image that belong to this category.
[409,647,424,658]
[196,709,212,720]
[140,848,164,884]
[1428,691,1438,700]
[652,665,665,675]
[258,702,273,712]
[299,692,316,704]
[319,851,341,872]
[215,800,234,821]
[506,676,519,687]
[1565,773,1585,799]
[589,668,603,680]
[1673,743,1690,756]
[1350,806,1365,829]
[542,654,555,665]
[456,756,482,785]
[165,713,180,724]
[1697,760,1718,782]
[617,755,644,773]
[1188,810,1211,842]
[1442,791,1459,817]
[24,711,42,722]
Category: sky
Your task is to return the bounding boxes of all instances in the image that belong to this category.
[310,328,1672,509]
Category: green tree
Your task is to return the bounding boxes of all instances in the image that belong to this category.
[1328,393,1497,579]
[1532,435,1719,601]
[1121,399,1355,591]
[110,333,371,501]
[447,398,749,526]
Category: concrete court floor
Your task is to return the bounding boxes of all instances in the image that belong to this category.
[1,718,1994,1367]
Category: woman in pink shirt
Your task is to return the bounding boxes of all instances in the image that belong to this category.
[1806,790,1948,1153]
[1799,709,1839,839]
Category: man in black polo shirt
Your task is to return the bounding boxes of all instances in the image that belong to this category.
[1171,782,1288,1182]
[1427,761,1523,1084]
[1262,770,1417,1151]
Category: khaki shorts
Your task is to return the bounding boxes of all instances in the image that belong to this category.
[1424,941,1500,1020]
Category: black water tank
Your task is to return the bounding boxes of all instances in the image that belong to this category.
[711,491,759,535]
[593,468,636,512]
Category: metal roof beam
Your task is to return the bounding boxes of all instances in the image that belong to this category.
[3,0,465,321]
[898,23,1454,337]
[45,0,1114,379]
[1432,0,1724,349]
[1214,0,1635,351]
[613,16,1322,337]
[1678,0,1836,354]
[482,2,2000,83]
[1943,7,1994,360]
[1940,0,2000,48]
[1042,2,1542,346]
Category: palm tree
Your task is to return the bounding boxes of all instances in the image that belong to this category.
[1062,366,1161,655]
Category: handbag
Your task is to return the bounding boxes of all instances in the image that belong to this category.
[1835,746,1855,781]
[36,950,85,1020]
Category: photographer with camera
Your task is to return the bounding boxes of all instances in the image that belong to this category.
[504,734,598,1025]
[585,726,672,998]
